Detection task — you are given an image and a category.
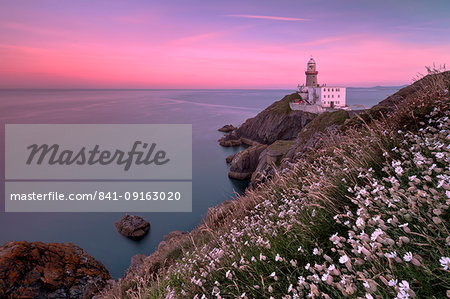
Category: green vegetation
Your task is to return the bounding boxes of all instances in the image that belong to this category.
[267,140,296,154]
[341,106,388,130]
[272,92,301,114]
[101,72,449,299]
[298,110,350,141]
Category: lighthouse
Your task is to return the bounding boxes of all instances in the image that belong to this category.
[293,57,348,113]
[305,57,318,87]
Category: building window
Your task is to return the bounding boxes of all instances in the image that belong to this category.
[338,95,340,98]
[332,88,334,92]
[332,95,334,98]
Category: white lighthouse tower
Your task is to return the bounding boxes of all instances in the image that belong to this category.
[292,57,348,113]
[305,57,318,87]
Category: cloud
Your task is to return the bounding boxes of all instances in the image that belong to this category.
[226,14,308,22]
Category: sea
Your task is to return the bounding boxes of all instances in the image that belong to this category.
[0,86,401,278]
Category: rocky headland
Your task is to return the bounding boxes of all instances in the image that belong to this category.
[219,92,352,187]
[220,72,450,188]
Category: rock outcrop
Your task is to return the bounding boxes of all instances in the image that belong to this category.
[0,241,111,299]
[250,140,297,188]
[219,93,316,146]
[218,124,237,132]
[228,144,268,180]
[115,214,150,239]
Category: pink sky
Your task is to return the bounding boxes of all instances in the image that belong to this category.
[0,1,449,88]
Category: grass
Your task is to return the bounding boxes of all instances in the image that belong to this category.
[341,106,388,130]
[267,140,296,154]
[271,92,301,114]
[297,110,350,142]
[101,71,450,299]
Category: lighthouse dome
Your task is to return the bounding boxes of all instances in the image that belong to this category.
[308,57,316,64]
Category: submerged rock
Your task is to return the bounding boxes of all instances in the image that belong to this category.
[218,124,237,132]
[0,241,111,299]
[115,214,150,239]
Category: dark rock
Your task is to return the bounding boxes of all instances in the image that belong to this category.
[218,124,237,132]
[218,130,242,147]
[0,241,111,299]
[228,144,268,180]
[115,214,150,239]
[250,140,297,188]
[219,138,242,147]
[226,153,237,164]
[221,93,316,145]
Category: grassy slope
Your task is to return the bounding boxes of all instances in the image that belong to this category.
[102,74,450,299]
[297,110,350,142]
[272,93,301,114]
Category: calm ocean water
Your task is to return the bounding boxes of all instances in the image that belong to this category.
[0,87,400,278]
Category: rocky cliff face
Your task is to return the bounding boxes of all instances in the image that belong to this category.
[228,144,268,180]
[0,241,111,299]
[219,93,316,146]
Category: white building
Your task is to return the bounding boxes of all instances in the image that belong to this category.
[315,86,346,108]
[291,58,348,113]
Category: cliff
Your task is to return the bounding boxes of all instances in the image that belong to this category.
[225,71,450,186]
[219,93,316,146]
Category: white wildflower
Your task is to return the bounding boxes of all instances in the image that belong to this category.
[385,251,397,258]
[298,276,306,285]
[435,152,445,159]
[225,270,232,279]
[339,255,349,264]
[439,256,450,270]
[403,252,413,262]
[389,279,398,286]
[356,217,365,228]
[370,228,384,241]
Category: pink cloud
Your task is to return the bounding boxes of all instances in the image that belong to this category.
[226,14,308,22]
